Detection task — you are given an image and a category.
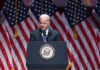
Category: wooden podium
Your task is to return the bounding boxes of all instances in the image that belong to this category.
[26,41,68,70]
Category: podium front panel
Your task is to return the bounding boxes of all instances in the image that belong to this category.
[26,41,68,69]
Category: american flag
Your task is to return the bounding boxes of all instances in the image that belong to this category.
[1,0,36,70]
[62,0,100,70]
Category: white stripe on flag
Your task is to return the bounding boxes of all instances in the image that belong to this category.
[0,49,9,70]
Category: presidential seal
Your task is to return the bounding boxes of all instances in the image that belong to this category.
[40,44,55,60]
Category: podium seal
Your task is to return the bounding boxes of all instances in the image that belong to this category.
[40,44,55,60]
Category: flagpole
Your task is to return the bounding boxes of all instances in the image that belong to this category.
[73,0,77,39]
[41,0,42,14]
[14,0,18,38]
[41,0,45,14]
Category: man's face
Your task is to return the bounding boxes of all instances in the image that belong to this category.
[40,17,50,31]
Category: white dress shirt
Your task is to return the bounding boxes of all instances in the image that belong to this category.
[41,28,49,37]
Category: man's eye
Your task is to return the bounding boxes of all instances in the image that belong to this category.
[40,22,42,24]
[40,23,46,24]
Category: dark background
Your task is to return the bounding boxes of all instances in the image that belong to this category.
[0,0,6,11]
[0,0,93,14]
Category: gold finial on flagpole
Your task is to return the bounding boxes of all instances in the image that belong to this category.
[10,68,14,70]
[66,62,72,70]
[40,0,43,14]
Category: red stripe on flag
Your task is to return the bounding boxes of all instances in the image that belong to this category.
[0,24,13,70]
[0,37,12,69]
[24,19,33,32]
[15,36,27,58]
[18,23,29,42]
[0,58,5,70]
[77,23,95,70]
[85,19,99,51]
[84,19,100,68]
[53,13,68,38]
[5,25,26,70]
[30,16,38,29]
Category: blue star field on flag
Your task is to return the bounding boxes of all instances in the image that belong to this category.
[64,0,90,27]
[2,0,29,27]
[30,0,58,20]
[94,0,100,18]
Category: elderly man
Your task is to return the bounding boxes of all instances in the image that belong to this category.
[29,14,61,42]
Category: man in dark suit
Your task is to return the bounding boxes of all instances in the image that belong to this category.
[29,14,61,42]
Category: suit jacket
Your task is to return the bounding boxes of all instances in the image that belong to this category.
[29,28,61,41]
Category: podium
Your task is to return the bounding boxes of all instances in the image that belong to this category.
[26,41,68,70]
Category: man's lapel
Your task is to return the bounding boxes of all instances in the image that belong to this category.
[38,29,43,41]
[47,28,52,41]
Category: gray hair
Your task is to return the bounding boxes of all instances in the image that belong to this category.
[39,14,50,20]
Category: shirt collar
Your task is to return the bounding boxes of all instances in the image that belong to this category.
[42,28,49,36]
[45,28,49,36]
